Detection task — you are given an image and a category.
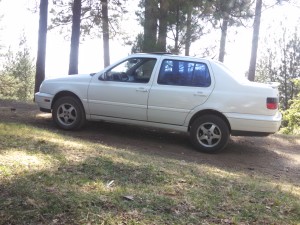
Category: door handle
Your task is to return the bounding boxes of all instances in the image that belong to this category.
[136,87,148,93]
[194,91,206,97]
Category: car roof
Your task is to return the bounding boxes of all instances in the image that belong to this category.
[130,52,213,63]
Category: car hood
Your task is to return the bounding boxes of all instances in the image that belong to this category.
[44,73,93,83]
[39,73,94,95]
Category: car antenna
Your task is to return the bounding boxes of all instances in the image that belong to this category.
[211,54,217,60]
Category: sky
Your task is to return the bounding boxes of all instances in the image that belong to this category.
[0,0,299,78]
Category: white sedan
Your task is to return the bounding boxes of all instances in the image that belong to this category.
[35,53,282,153]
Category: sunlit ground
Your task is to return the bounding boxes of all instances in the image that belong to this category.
[270,135,300,165]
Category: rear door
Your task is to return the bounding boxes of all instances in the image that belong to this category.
[148,58,214,125]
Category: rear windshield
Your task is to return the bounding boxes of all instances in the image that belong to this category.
[213,60,249,83]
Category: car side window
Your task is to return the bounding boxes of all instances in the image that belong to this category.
[106,58,157,83]
[157,59,211,87]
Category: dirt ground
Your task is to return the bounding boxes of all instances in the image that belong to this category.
[0,99,299,185]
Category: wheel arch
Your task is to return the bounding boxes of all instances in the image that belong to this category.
[188,109,231,133]
[51,91,85,113]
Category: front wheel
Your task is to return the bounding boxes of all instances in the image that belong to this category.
[52,96,86,130]
[190,115,230,153]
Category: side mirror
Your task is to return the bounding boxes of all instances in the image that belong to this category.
[99,72,107,81]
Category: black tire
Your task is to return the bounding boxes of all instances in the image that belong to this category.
[190,115,229,153]
[52,96,86,130]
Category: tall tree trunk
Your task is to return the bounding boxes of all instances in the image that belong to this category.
[157,0,168,52]
[218,16,229,62]
[68,0,81,75]
[35,0,48,94]
[143,0,157,52]
[284,69,288,109]
[101,0,110,67]
[173,5,180,54]
[283,42,288,109]
[185,6,192,56]
[248,0,262,81]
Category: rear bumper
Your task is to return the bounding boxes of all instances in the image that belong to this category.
[225,112,282,134]
[34,92,53,111]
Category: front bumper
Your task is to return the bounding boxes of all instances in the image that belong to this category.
[34,92,54,111]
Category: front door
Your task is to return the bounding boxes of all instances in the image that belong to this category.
[88,57,157,121]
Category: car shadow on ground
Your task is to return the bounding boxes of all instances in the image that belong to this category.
[57,119,300,186]
[1,102,299,186]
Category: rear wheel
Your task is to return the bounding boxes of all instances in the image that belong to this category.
[52,96,86,130]
[190,115,229,153]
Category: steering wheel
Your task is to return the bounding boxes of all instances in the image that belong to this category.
[120,72,129,81]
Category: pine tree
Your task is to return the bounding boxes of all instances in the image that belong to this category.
[0,36,35,101]
[210,0,253,62]
[69,0,82,75]
[136,0,210,54]
[50,0,127,68]
[101,0,110,67]
[248,0,262,81]
[35,0,48,94]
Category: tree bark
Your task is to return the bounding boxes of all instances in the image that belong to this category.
[173,5,180,54]
[68,0,81,75]
[143,0,157,52]
[185,6,192,56]
[35,0,48,94]
[157,0,168,52]
[101,0,110,67]
[248,0,262,81]
[218,16,228,62]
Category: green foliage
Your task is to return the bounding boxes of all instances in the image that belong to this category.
[256,24,300,135]
[256,24,300,110]
[134,0,253,55]
[49,0,128,39]
[280,79,300,135]
[135,0,210,54]
[167,0,209,54]
[277,27,300,109]
[210,0,253,26]
[0,36,35,101]
[255,49,277,83]
[131,33,144,53]
[0,72,20,100]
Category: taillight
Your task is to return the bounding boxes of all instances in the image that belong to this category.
[266,98,278,110]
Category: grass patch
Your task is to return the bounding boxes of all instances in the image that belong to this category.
[0,122,299,224]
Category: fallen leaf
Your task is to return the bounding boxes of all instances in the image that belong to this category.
[123,195,134,201]
[106,180,114,187]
